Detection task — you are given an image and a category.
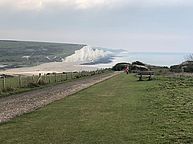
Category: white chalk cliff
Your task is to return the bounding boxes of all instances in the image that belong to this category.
[64,46,111,64]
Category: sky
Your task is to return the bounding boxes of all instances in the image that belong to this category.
[0,0,193,52]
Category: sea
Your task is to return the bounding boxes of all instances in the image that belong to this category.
[119,52,190,66]
[91,51,191,68]
[0,65,7,68]
[64,46,191,68]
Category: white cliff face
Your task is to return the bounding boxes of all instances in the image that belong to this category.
[64,46,111,64]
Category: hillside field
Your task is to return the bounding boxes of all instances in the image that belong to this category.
[0,74,193,143]
[0,40,85,68]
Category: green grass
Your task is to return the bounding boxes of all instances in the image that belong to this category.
[0,40,84,67]
[0,70,110,97]
[0,74,193,143]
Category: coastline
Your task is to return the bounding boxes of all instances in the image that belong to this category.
[0,62,99,76]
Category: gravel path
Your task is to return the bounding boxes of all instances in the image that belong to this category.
[0,72,119,123]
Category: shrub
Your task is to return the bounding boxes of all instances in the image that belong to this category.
[132,61,145,66]
[27,82,40,88]
[2,87,16,93]
[38,80,47,85]
[112,63,130,71]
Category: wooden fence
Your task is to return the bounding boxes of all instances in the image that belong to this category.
[0,69,111,93]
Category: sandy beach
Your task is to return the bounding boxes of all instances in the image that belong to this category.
[0,62,99,76]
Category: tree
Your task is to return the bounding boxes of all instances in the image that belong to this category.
[185,54,193,61]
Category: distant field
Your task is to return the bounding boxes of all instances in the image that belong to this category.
[0,74,193,143]
[0,40,85,68]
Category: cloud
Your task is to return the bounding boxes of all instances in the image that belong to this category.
[0,0,193,11]
[0,0,121,11]
[0,0,43,11]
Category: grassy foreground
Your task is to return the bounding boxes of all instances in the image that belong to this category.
[0,74,193,143]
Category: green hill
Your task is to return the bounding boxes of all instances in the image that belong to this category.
[0,40,85,69]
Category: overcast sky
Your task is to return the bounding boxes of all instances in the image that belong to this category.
[0,0,193,52]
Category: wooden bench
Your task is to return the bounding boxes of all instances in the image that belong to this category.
[137,71,154,81]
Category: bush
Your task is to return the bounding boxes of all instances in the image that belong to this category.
[132,61,145,66]
[38,80,47,85]
[184,66,193,72]
[75,75,81,79]
[2,87,16,93]
[170,65,181,72]
[27,82,40,88]
[112,63,130,71]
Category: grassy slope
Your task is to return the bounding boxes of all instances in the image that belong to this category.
[0,40,84,67]
[0,74,193,143]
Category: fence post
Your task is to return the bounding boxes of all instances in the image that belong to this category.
[32,75,34,83]
[44,74,47,83]
[37,73,42,84]
[49,75,51,84]
[60,73,63,82]
[19,75,22,88]
[71,72,73,79]
[55,73,57,82]
[3,76,6,90]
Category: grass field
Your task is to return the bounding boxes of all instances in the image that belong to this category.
[0,74,193,143]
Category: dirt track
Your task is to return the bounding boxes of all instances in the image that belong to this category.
[0,72,119,123]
